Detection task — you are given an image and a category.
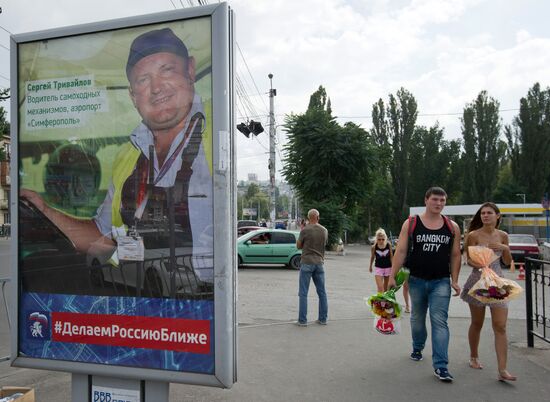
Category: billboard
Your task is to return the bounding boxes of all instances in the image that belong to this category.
[11,4,236,387]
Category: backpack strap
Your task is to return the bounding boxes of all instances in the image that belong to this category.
[442,215,455,239]
[407,215,417,237]
[407,215,418,255]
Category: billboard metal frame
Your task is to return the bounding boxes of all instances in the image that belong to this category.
[10,3,236,388]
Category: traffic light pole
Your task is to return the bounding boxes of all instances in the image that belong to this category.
[268,74,276,225]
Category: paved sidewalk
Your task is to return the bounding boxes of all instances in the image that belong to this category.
[2,317,549,401]
[1,243,549,401]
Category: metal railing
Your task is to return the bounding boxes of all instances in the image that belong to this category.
[0,277,10,363]
[525,257,550,347]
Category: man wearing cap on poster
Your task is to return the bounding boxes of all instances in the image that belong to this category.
[21,27,213,286]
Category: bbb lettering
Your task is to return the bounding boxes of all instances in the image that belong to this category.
[93,391,111,402]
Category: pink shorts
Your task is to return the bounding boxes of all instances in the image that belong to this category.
[374,267,392,277]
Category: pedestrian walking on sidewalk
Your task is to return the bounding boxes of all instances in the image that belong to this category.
[389,187,462,382]
[461,202,517,381]
[296,209,328,326]
[369,228,393,292]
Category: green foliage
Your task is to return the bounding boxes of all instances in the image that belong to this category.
[460,90,506,203]
[302,199,347,246]
[388,88,418,221]
[491,162,525,203]
[238,185,270,221]
[283,86,374,246]
[0,108,9,138]
[369,88,419,229]
[408,124,461,203]
[246,183,260,198]
[0,88,9,101]
[505,83,550,201]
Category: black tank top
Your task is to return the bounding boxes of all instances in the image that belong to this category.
[374,243,392,268]
[408,217,453,280]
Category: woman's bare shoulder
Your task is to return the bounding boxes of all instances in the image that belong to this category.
[497,229,509,241]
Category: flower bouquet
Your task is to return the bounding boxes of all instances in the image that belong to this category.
[467,246,523,304]
[365,268,410,335]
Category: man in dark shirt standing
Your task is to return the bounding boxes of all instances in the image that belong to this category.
[296,209,328,326]
[389,187,461,382]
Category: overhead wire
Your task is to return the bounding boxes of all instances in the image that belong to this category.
[237,43,268,114]
[0,24,12,35]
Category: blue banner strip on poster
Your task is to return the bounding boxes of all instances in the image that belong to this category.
[19,292,215,374]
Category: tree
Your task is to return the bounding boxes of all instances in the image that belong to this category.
[491,163,525,203]
[408,124,462,204]
[0,90,8,162]
[283,86,373,245]
[364,98,395,235]
[0,88,9,137]
[246,183,260,198]
[0,88,9,101]
[460,90,506,203]
[388,88,417,220]
[369,88,418,228]
[505,83,550,201]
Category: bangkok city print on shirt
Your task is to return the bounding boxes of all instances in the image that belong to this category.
[415,233,451,252]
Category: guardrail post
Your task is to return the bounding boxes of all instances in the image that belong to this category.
[525,259,534,347]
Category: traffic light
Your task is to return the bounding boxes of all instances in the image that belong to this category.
[237,120,264,138]
[237,123,251,138]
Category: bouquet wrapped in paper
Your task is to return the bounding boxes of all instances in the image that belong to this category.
[365,268,410,320]
[372,317,401,335]
[467,246,523,304]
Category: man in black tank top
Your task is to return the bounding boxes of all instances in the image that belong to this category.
[388,187,462,382]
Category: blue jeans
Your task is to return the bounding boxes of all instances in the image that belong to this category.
[298,263,328,323]
[408,275,451,369]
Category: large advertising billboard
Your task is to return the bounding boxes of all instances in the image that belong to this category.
[11,4,235,387]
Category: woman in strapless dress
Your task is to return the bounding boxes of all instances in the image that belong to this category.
[461,202,516,381]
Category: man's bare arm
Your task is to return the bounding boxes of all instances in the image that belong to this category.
[388,220,409,288]
[450,221,462,296]
[21,189,114,255]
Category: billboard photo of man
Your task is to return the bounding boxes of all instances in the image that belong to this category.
[13,7,235,380]
[20,26,213,298]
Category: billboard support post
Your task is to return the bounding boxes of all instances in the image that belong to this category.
[72,374,169,402]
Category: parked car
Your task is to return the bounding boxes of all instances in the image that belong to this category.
[238,220,257,228]
[19,200,90,295]
[367,236,376,245]
[237,225,263,237]
[237,229,302,269]
[508,234,540,262]
[274,220,287,229]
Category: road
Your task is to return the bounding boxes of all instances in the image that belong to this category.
[1,241,549,402]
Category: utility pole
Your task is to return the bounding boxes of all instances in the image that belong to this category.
[268,73,276,225]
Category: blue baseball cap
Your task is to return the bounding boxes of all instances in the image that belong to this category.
[126,28,189,78]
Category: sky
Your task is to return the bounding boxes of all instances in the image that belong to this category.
[1,0,550,182]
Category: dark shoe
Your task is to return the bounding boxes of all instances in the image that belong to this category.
[316,320,327,325]
[410,350,423,361]
[295,321,308,327]
[434,368,454,382]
